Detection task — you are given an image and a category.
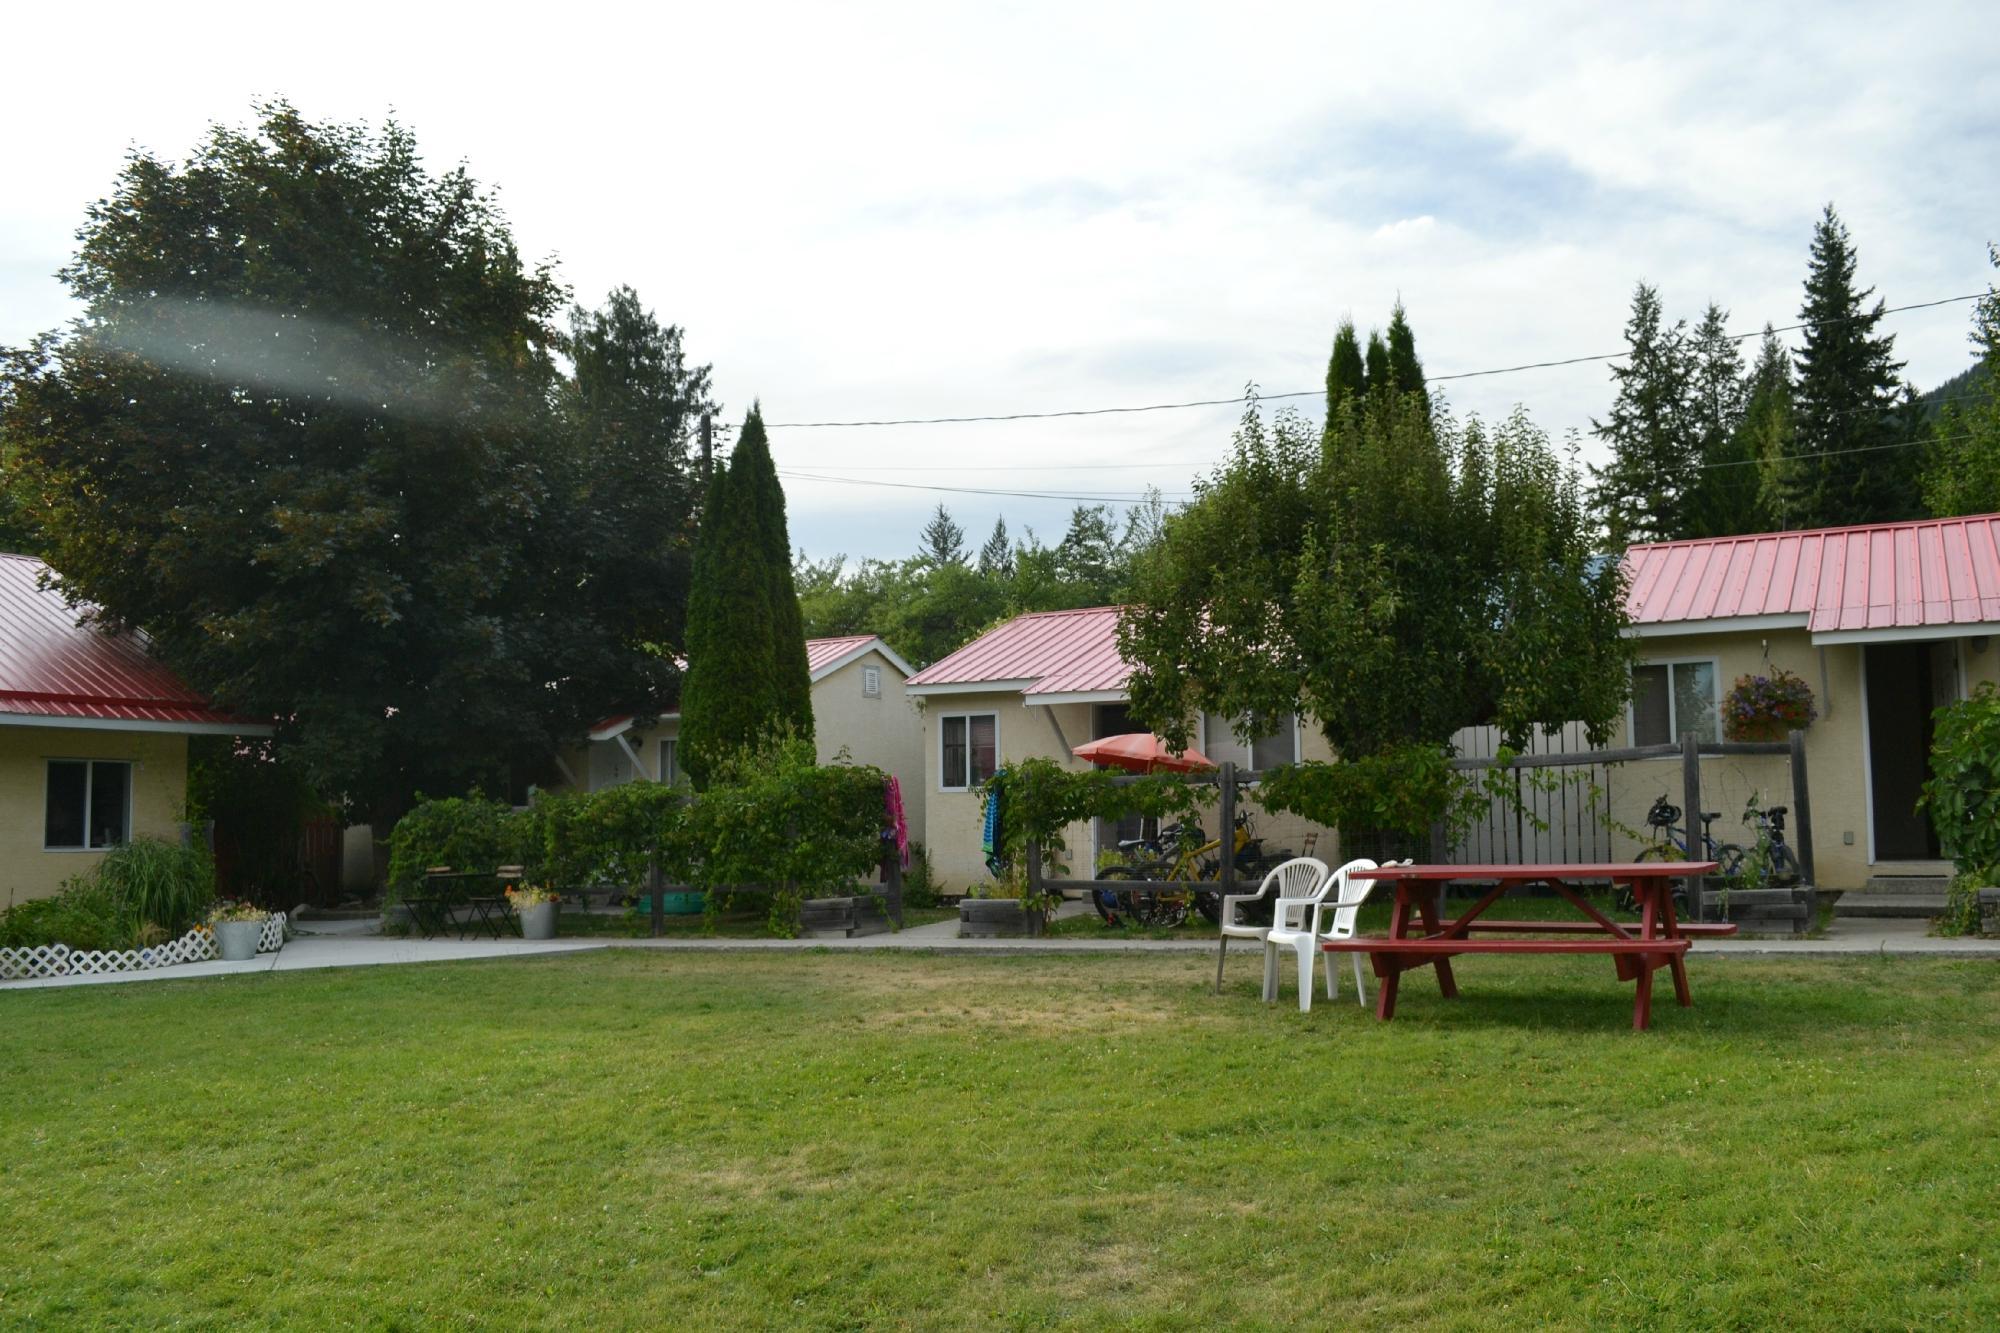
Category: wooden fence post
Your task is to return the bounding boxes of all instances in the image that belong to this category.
[1789,728,1816,886]
[1681,731,1704,921]
[649,848,665,938]
[1218,762,1237,899]
[883,839,904,928]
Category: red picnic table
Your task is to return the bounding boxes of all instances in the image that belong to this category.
[1323,863,1736,1031]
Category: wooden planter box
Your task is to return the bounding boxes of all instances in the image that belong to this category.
[799,894,892,939]
[957,898,1046,939]
[1703,885,1817,936]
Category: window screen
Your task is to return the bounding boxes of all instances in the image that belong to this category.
[45,759,131,850]
[1631,665,1671,745]
[941,716,969,788]
[968,715,998,784]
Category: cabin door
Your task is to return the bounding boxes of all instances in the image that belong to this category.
[1865,641,1957,862]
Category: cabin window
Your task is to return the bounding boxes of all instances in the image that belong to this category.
[659,738,680,786]
[1201,713,1300,771]
[940,713,998,790]
[45,759,132,850]
[1630,661,1719,745]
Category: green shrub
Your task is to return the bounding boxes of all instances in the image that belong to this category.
[901,842,939,909]
[95,837,216,935]
[386,793,534,897]
[1923,682,2000,881]
[0,880,131,951]
[533,782,684,890]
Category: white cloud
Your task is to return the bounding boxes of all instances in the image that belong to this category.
[2,0,1995,556]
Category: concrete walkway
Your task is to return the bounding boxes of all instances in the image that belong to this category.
[4,915,1996,992]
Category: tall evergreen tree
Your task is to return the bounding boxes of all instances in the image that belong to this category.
[1363,331,1392,394]
[1923,246,2000,516]
[1679,303,1764,537]
[1384,300,1428,412]
[920,503,967,566]
[1325,319,1365,413]
[977,515,1012,576]
[1736,327,1800,528]
[1784,204,1912,527]
[678,406,812,786]
[1588,282,1696,545]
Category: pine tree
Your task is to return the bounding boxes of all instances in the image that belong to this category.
[1588,282,1696,545]
[977,516,1012,576]
[920,503,967,566]
[1736,327,1800,527]
[1785,204,1912,527]
[1325,319,1365,414]
[1384,300,1428,413]
[1363,331,1392,393]
[1923,246,2000,516]
[1679,303,1763,537]
[678,406,812,786]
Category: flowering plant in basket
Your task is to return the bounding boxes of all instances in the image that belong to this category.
[207,899,269,925]
[1722,667,1817,742]
[504,883,562,910]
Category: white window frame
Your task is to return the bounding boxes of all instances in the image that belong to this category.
[1627,658,1721,747]
[44,758,134,852]
[862,665,882,698]
[938,711,999,792]
[658,737,680,787]
[1201,712,1301,772]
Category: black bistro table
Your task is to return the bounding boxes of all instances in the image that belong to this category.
[414,870,518,940]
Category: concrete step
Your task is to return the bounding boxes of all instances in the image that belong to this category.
[1835,893,1946,919]
[1862,876,1951,897]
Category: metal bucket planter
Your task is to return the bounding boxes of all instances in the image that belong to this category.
[958,898,1045,939]
[799,895,891,939]
[214,919,264,961]
[517,901,558,940]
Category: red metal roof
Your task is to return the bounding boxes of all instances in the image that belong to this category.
[0,554,258,729]
[905,606,1130,697]
[805,635,878,675]
[1623,513,2000,636]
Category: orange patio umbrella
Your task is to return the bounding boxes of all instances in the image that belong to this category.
[1071,732,1215,774]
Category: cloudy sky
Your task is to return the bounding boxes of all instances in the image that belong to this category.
[3,2,1995,560]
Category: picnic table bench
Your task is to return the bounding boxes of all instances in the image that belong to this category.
[1323,863,1735,1031]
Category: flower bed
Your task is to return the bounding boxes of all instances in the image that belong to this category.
[0,913,287,981]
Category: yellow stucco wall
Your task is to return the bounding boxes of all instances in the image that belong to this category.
[1607,628,1999,890]
[808,649,926,833]
[917,696,1349,895]
[0,726,189,905]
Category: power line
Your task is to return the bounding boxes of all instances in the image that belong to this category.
[766,291,1987,429]
[776,469,1187,504]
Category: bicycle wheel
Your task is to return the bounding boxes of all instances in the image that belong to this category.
[1769,843,1802,886]
[1711,842,1747,881]
[1091,867,1139,927]
[1623,845,1674,910]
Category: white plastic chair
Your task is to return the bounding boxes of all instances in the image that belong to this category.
[1263,858,1393,1011]
[1214,856,1329,994]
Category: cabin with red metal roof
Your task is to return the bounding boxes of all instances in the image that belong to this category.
[1615,512,2000,899]
[904,606,1337,892]
[562,634,924,829]
[0,554,269,902]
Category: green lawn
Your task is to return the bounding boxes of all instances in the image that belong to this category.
[3,950,1997,1327]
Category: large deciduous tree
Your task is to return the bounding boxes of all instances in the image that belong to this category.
[679,407,812,786]
[1119,393,1631,829]
[1782,204,1913,527]
[0,103,695,819]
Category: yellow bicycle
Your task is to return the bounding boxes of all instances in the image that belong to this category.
[1092,814,1265,928]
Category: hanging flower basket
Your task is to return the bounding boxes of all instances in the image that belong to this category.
[1723,667,1818,742]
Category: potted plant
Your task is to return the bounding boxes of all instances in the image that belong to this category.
[208,900,269,961]
[505,883,562,940]
[1722,667,1818,742]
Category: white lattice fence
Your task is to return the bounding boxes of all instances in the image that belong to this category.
[0,912,287,981]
